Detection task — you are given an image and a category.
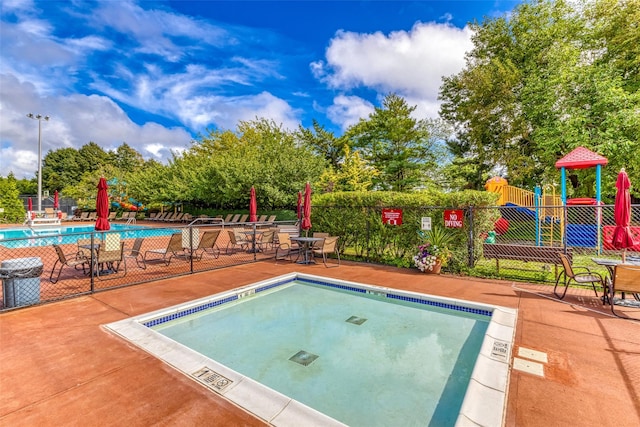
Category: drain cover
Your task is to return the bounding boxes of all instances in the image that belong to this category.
[192,367,233,392]
[346,315,367,325]
[289,350,319,366]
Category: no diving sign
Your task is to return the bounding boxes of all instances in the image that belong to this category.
[444,210,464,228]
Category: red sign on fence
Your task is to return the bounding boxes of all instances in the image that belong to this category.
[382,208,403,226]
[444,210,464,228]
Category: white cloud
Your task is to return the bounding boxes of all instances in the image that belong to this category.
[315,21,473,126]
[326,95,375,131]
[0,73,193,179]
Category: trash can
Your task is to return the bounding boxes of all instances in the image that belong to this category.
[1,257,43,308]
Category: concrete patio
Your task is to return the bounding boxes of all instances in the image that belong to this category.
[1,260,639,426]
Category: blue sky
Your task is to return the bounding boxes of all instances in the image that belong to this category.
[1,0,518,179]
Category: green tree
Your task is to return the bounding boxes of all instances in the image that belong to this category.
[296,120,347,169]
[42,147,84,192]
[0,174,26,222]
[111,143,145,171]
[346,93,441,191]
[317,146,378,192]
[77,142,111,174]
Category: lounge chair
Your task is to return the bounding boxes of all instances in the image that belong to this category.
[148,212,157,220]
[87,212,97,221]
[312,236,340,267]
[182,213,193,223]
[191,230,221,260]
[107,212,117,221]
[163,213,177,222]
[257,215,267,222]
[226,229,249,254]
[44,207,55,218]
[609,264,640,319]
[144,233,188,265]
[223,214,234,223]
[49,245,89,283]
[230,214,241,223]
[554,253,604,300]
[124,238,146,269]
[73,212,89,222]
[168,213,184,222]
[239,214,248,223]
[266,215,276,223]
[150,212,166,221]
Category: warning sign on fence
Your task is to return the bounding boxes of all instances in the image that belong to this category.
[444,210,464,228]
[382,208,403,226]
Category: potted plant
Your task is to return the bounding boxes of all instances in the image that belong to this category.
[413,226,453,274]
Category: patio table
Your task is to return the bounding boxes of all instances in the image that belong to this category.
[290,237,323,264]
[591,257,640,305]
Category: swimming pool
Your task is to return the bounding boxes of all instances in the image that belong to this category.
[0,224,180,248]
[106,273,516,426]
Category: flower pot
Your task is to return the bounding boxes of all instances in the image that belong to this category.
[424,260,442,274]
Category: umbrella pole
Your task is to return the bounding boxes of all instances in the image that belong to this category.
[622,249,626,263]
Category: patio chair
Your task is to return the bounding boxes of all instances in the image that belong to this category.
[73,212,89,222]
[168,213,185,222]
[259,230,276,252]
[49,245,89,283]
[96,240,126,279]
[312,232,329,250]
[312,236,340,268]
[257,215,267,222]
[266,215,277,223]
[553,253,604,300]
[223,214,234,223]
[238,214,248,223]
[226,229,250,254]
[230,214,241,223]
[88,212,97,221]
[191,230,221,260]
[144,233,188,265]
[107,212,117,221]
[124,238,146,269]
[609,264,640,319]
[275,232,299,261]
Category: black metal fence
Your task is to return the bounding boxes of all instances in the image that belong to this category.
[0,220,296,312]
[2,204,639,312]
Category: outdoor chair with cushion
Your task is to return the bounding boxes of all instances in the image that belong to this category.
[124,238,146,269]
[609,264,640,320]
[554,253,604,301]
[144,233,189,265]
[312,236,340,268]
[312,232,329,249]
[50,245,89,283]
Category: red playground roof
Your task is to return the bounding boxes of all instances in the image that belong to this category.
[555,146,608,169]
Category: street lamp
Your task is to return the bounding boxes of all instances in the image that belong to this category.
[26,113,50,212]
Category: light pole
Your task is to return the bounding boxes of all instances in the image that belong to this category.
[27,113,50,212]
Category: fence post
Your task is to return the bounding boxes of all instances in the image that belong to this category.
[89,232,95,292]
[467,206,475,268]
[189,224,194,273]
[365,207,371,262]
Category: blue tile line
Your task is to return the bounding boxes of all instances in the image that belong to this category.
[142,295,238,327]
[386,293,492,317]
[143,276,492,328]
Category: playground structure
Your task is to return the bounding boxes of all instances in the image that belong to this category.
[485,146,614,250]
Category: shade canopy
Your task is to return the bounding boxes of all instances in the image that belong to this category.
[249,186,257,222]
[301,182,312,231]
[612,169,635,260]
[95,177,111,231]
[53,190,59,209]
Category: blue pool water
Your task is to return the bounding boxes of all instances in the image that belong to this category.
[152,279,490,426]
[0,224,179,248]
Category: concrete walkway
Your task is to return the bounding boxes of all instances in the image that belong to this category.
[1,261,639,426]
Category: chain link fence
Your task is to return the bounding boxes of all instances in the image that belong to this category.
[0,220,296,312]
[2,205,639,311]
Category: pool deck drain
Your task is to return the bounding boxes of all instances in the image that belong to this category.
[345,315,367,325]
[289,350,319,366]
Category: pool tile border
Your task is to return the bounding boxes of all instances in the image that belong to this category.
[105,272,516,427]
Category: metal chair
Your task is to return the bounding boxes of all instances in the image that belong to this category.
[312,236,340,268]
[554,253,604,300]
[609,264,640,320]
[50,245,89,283]
[124,238,146,269]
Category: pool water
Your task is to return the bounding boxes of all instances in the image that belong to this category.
[107,274,516,427]
[0,224,179,248]
[155,281,489,426]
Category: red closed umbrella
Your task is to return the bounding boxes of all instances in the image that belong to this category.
[301,182,312,234]
[53,190,59,210]
[28,197,33,211]
[612,169,635,262]
[95,177,111,231]
[297,191,302,220]
[249,186,257,222]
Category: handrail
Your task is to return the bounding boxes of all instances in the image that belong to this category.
[188,217,224,227]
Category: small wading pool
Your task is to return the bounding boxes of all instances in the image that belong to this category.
[0,224,179,248]
[106,273,516,426]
